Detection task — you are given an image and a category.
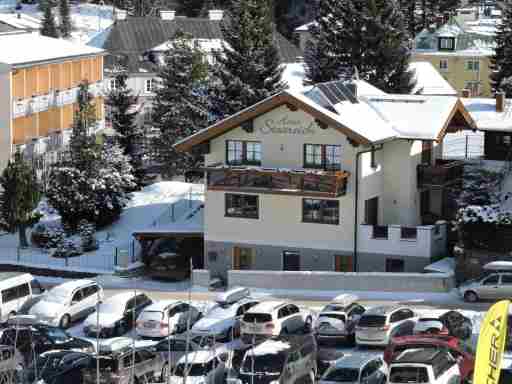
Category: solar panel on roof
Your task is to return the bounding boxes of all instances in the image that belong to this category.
[316,81,358,105]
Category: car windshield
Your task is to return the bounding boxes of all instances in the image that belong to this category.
[322,304,346,312]
[389,367,429,383]
[358,315,386,327]
[323,368,359,382]
[175,362,213,377]
[243,313,272,323]
[241,354,285,375]
[45,291,67,303]
[46,328,71,343]
[139,311,163,321]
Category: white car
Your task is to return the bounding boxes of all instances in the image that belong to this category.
[413,317,447,336]
[29,280,103,328]
[355,305,417,347]
[136,300,201,339]
[168,348,230,384]
[240,301,313,339]
[315,294,365,344]
[388,349,460,384]
[191,287,260,343]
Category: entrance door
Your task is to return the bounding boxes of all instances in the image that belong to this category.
[364,197,379,225]
[283,251,300,271]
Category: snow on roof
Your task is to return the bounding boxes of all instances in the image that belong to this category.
[178,346,228,364]
[437,22,464,37]
[50,279,96,296]
[0,13,40,29]
[295,22,314,32]
[353,80,387,97]
[250,340,290,356]
[409,61,457,96]
[363,95,459,140]
[424,258,455,274]
[483,261,512,271]
[0,32,105,66]
[462,97,512,132]
[282,62,308,92]
[144,300,180,311]
[104,291,141,304]
[248,301,286,313]
[333,353,378,368]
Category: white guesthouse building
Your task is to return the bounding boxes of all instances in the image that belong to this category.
[176,81,476,279]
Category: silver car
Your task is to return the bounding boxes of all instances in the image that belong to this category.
[459,272,512,302]
[319,354,388,384]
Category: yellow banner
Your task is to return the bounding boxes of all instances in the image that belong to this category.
[474,300,509,384]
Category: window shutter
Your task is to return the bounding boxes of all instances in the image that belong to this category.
[335,255,341,272]
[346,255,354,272]
[233,247,241,270]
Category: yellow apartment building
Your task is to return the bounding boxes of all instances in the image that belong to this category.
[411,19,495,97]
[0,31,106,172]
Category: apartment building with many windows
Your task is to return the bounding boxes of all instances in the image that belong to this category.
[0,31,105,173]
[176,81,477,279]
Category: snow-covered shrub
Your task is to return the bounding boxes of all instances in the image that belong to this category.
[31,223,65,249]
[79,219,98,252]
[51,238,81,259]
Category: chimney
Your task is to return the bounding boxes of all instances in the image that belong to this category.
[160,10,176,20]
[114,9,127,21]
[497,92,505,113]
[209,10,224,21]
[461,89,470,98]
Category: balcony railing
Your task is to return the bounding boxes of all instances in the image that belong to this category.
[205,165,350,197]
[417,160,464,188]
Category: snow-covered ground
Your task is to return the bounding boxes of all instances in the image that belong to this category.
[0,181,204,273]
[3,2,114,45]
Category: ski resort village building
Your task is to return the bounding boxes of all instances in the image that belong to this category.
[0,31,105,173]
[176,81,477,278]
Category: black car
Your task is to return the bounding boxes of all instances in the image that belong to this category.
[24,350,93,384]
[0,322,94,366]
[82,292,153,338]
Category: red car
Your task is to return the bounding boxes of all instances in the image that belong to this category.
[384,335,475,381]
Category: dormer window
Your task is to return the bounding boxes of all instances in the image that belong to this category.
[438,37,455,51]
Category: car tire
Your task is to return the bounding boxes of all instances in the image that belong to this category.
[464,291,478,303]
[161,363,170,382]
[59,314,71,329]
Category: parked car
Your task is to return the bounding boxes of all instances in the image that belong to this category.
[83,291,153,338]
[388,349,461,384]
[314,294,365,345]
[0,272,44,320]
[0,345,23,381]
[192,287,259,343]
[24,350,93,384]
[240,301,313,341]
[319,354,387,384]
[235,335,317,384]
[413,317,448,336]
[355,305,417,347]
[83,341,164,384]
[151,335,204,379]
[500,368,512,384]
[147,238,192,281]
[413,311,472,339]
[29,279,103,328]
[0,317,94,366]
[459,262,512,302]
[169,347,231,384]
[316,345,345,377]
[136,300,201,339]
[384,336,475,380]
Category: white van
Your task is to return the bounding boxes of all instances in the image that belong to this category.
[0,273,44,320]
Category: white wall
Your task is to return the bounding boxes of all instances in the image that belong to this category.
[0,64,12,172]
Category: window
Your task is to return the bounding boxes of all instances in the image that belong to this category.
[71,290,83,303]
[465,60,480,72]
[439,37,454,50]
[503,275,512,285]
[465,81,481,97]
[143,106,152,123]
[1,283,30,304]
[364,197,379,225]
[233,247,253,270]
[439,59,449,71]
[225,194,259,219]
[145,79,154,93]
[386,258,404,273]
[334,255,353,272]
[226,140,261,165]
[304,144,341,170]
[109,78,118,90]
[283,251,300,271]
[302,199,340,225]
[483,275,499,285]
[278,306,290,319]
[390,367,429,383]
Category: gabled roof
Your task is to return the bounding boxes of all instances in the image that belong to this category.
[410,61,457,96]
[462,97,512,132]
[88,16,302,73]
[175,82,476,152]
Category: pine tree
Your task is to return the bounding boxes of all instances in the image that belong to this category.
[47,82,135,230]
[490,2,512,96]
[304,0,415,94]
[152,31,210,179]
[0,153,42,248]
[211,0,286,118]
[40,0,59,38]
[58,0,72,38]
[105,72,145,186]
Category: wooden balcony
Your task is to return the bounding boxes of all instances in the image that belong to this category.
[417,160,464,188]
[205,165,350,197]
